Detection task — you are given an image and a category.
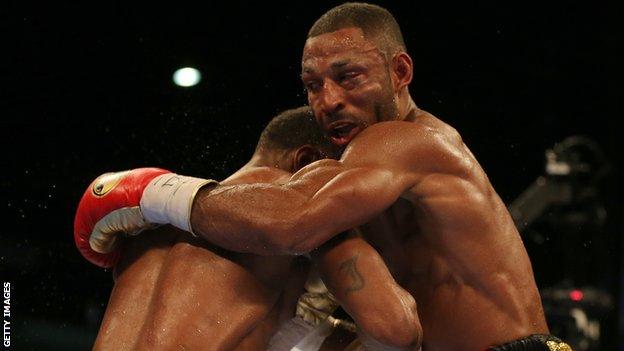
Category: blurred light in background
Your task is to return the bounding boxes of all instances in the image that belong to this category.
[173,67,202,87]
[569,289,584,302]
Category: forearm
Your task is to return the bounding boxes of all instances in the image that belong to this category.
[314,233,422,350]
[140,159,409,255]
[189,182,317,255]
[141,172,326,255]
[189,166,405,255]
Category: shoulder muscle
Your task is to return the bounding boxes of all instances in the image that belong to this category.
[340,120,470,180]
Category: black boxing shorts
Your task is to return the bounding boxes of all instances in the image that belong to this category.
[487,334,572,351]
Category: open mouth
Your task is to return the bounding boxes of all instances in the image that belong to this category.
[328,121,361,147]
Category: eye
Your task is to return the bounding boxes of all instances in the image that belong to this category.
[338,72,362,86]
[341,72,359,80]
[304,80,322,93]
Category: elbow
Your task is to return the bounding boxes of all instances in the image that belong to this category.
[362,321,422,351]
[392,292,422,350]
[404,318,423,351]
[261,210,328,255]
[358,291,422,350]
[286,232,327,255]
[266,227,326,256]
[259,216,318,255]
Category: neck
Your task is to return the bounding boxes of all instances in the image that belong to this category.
[396,90,421,122]
[246,149,290,169]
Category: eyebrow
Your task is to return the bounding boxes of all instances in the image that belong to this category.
[330,60,350,69]
[302,59,353,75]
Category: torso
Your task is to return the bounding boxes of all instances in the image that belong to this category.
[94,167,302,351]
[358,112,548,351]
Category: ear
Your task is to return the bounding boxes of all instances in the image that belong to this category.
[391,52,413,90]
[293,145,323,172]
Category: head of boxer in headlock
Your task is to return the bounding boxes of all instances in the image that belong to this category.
[87,106,420,351]
[177,3,572,351]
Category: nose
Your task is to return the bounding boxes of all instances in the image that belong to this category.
[316,80,344,117]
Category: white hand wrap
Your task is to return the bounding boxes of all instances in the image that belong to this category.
[140,173,217,233]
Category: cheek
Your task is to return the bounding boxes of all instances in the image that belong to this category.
[306,97,324,122]
[350,82,387,107]
[308,95,322,115]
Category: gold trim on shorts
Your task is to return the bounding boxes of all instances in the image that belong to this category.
[546,340,573,351]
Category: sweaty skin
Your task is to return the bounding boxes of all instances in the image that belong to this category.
[94,225,297,350]
[94,165,419,350]
[189,28,549,350]
[94,168,301,350]
[93,228,177,350]
[314,232,421,350]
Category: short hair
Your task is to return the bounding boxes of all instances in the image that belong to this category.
[256,106,334,155]
[308,2,406,56]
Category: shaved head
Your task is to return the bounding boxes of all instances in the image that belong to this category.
[308,2,406,57]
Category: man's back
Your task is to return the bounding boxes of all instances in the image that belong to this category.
[93,168,299,350]
[134,235,295,350]
[93,226,178,350]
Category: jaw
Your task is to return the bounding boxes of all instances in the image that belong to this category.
[327,122,363,147]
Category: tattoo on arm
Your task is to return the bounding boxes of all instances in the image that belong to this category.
[338,254,364,296]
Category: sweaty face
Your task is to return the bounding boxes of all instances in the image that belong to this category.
[301,27,399,147]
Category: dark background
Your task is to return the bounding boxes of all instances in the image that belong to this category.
[2,1,622,350]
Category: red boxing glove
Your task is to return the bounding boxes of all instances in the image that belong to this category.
[73,168,171,268]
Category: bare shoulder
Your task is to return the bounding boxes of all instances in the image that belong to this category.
[289,158,343,182]
[222,166,292,186]
[341,110,470,176]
